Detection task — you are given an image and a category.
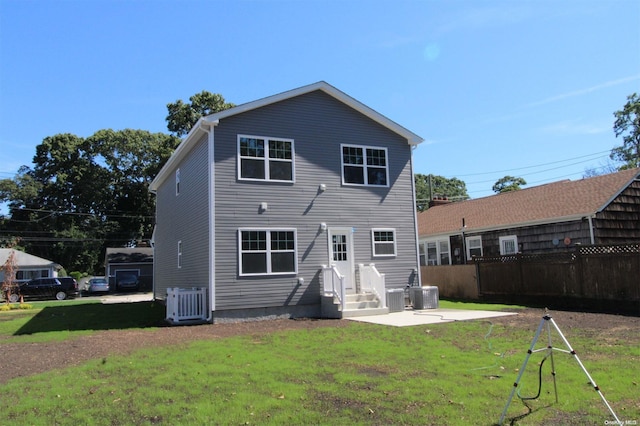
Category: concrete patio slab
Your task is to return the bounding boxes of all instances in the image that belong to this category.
[347,308,517,327]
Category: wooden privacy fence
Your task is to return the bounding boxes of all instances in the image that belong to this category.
[474,244,640,309]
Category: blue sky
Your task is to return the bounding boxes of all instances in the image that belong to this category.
[1,0,639,202]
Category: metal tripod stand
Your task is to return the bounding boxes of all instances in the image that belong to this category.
[498,312,621,425]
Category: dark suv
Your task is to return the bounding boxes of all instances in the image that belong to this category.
[11,277,79,301]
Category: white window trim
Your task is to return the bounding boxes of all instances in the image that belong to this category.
[237,134,295,183]
[465,236,483,259]
[499,235,518,255]
[238,228,298,276]
[371,228,397,257]
[175,168,180,196]
[423,238,451,266]
[340,143,389,187]
[177,240,182,269]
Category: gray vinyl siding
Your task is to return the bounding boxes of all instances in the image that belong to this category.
[213,90,418,310]
[153,134,210,299]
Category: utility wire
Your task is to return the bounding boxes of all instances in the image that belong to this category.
[451,150,611,178]
[4,207,153,220]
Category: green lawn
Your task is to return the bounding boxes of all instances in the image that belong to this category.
[0,299,637,425]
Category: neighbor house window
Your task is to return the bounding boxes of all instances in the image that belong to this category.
[177,240,182,269]
[175,168,180,195]
[499,235,518,255]
[372,229,396,256]
[466,236,483,259]
[16,269,48,281]
[422,239,451,266]
[238,135,294,182]
[341,144,388,186]
[239,229,297,276]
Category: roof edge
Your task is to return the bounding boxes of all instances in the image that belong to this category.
[150,82,424,192]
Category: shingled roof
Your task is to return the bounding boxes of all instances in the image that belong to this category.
[418,168,640,237]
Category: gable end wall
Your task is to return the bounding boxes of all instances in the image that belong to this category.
[153,134,210,299]
[212,90,419,311]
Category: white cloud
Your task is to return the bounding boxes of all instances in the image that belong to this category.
[525,75,640,108]
[540,120,609,135]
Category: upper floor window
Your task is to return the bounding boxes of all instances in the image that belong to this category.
[175,168,180,196]
[341,144,388,186]
[499,235,518,255]
[238,228,297,276]
[466,236,483,259]
[238,135,294,182]
[372,229,396,257]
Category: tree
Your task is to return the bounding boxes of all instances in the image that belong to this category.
[492,176,526,193]
[611,93,640,170]
[1,247,19,304]
[166,91,235,137]
[414,174,469,211]
[0,130,180,274]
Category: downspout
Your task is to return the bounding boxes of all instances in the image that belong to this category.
[199,119,219,323]
[587,214,596,245]
[410,145,422,287]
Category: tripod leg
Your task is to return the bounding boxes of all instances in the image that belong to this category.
[545,318,558,403]
[499,317,547,425]
[548,318,621,424]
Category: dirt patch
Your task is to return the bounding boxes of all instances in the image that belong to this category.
[1,308,638,384]
[0,318,348,384]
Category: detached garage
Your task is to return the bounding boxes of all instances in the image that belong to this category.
[105,247,153,291]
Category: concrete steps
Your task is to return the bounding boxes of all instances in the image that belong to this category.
[321,292,389,319]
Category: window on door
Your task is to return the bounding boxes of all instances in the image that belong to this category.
[332,234,348,261]
[499,235,518,255]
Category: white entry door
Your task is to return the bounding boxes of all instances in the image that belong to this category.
[328,228,355,294]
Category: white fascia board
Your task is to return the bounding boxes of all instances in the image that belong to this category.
[149,119,209,192]
[150,82,424,192]
[207,81,424,145]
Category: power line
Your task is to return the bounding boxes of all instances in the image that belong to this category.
[451,150,611,178]
[4,207,153,220]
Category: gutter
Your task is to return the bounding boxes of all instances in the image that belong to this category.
[587,215,596,244]
[197,119,219,324]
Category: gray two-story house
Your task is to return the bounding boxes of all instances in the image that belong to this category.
[150,82,424,323]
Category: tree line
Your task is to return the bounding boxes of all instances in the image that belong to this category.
[1,92,638,275]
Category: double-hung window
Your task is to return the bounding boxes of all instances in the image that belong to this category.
[239,229,297,276]
[238,135,294,182]
[466,236,483,259]
[341,144,388,186]
[372,229,396,257]
[499,235,518,255]
[421,239,451,266]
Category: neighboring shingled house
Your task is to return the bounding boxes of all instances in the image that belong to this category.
[0,248,62,283]
[418,168,640,265]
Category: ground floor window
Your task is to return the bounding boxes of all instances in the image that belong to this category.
[466,236,483,259]
[372,229,396,256]
[499,235,518,255]
[15,269,49,280]
[239,229,297,276]
[421,239,451,266]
